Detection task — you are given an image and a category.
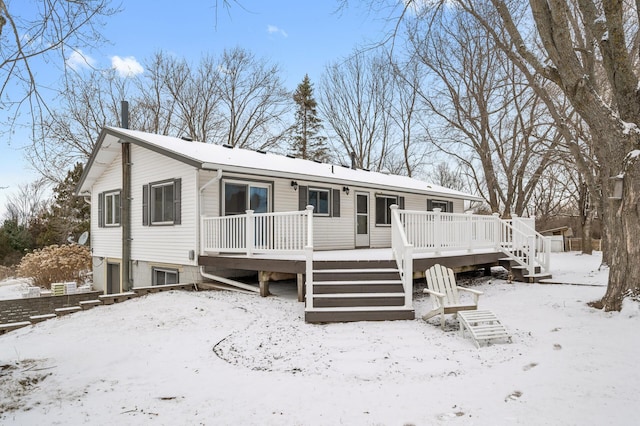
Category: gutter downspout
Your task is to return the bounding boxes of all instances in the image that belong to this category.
[197,168,223,270]
[121,101,132,292]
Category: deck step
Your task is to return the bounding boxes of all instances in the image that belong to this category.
[313,283,404,294]
[314,269,401,281]
[314,268,399,274]
[312,279,402,286]
[523,273,553,283]
[313,293,405,308]
[307,264,409,321]
[305,307,415,323]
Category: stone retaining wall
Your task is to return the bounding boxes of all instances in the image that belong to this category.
[0,292,102,323]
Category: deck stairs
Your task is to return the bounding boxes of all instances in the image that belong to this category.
[498,251,552,283]
[304,261,415,323]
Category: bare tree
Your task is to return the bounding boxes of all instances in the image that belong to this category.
[133,52,180,137]
[27,69,131,182]
[388,56,429,177]
[428,162,469,193]
[4,179,49,226]
[320,50,395,170]
[215,47,291,149]
[159,54,223,142]
[407,10,561,217]
[408,0,640,310]
[0,0,118,137]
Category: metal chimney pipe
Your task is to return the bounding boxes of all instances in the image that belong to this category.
[350,151,357,170]
[121,100,129,129]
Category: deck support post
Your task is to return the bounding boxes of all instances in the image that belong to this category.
[258,271,270,297]
[296,273,304,302]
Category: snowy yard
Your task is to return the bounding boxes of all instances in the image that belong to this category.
[1,252,639,425]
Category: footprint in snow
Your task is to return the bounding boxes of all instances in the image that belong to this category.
[505,391,523,402]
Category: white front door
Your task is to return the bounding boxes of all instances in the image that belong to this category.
[355,192,370,248]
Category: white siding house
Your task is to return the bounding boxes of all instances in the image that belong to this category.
[77,127,483,293]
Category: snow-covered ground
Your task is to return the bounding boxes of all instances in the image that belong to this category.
[1,252,638,425]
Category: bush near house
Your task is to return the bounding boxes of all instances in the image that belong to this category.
[0,265,14,281]
[17,244,91,288]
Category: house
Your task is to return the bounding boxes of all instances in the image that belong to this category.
[77,126,551,322]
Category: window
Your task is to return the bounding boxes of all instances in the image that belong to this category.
[98,190,121,228]
[105,191,121,226]
[153,267,178,286]
[223,181,270,215]
[152,182,175,223]
[143,179,181,226]
[298,186,340,217]
[428,199,453,212]
[308,188,330,215]
[376,195,398,225]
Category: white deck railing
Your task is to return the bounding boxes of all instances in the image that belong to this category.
[201,206,550,310]
[390,206,413,309]
[390,207,551,289]
[200,206,316,308]
[201,206,314,255]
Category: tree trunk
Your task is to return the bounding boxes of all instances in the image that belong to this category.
[597,146,640,310]
[579,182,593,255]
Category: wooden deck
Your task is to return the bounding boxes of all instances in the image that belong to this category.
[198,248,506,323]
[198,248,504,276]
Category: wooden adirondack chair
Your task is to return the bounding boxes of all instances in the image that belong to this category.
[423,264,483,330]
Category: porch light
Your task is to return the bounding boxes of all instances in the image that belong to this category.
[291,180,298,190]
[342,186,350,195]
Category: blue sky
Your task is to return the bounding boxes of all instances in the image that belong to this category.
[0,0,400,217]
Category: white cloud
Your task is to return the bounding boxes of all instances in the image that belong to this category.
[111,55,144,78]
[66,50,96,71]
[267,25,288,38]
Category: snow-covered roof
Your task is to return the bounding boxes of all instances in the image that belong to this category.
[77,126,482,201]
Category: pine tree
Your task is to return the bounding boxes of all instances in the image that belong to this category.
[289,75,327,161]
[39,163,90,246]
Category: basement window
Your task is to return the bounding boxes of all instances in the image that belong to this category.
[153,268,178,286]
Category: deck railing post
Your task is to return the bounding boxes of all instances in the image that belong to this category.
[492,212,501,250]
[305,205,314,247]
[305,245,314,309]
[404,244,413,308]
[433,208,442,255]
[304,205,314,309]
[527,235,535,276]
[245,210,254,257]
[466,211,473,253]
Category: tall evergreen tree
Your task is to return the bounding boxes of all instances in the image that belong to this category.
[289,75,327,161]
[39,163,91,246]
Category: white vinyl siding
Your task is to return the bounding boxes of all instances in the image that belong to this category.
[91,154,122,259]
[130,145,197,266]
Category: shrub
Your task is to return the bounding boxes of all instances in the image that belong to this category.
[0,265,15,281]
[17,244,91,288]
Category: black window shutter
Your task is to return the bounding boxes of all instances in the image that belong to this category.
[399,196,405,210]
[98,192,105,228]
[448,201,453,213]
[174,178,182,224]
[298,185,308,210]
[332,189,340,217]
[427,199,433,211]
[142,184,149,226]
